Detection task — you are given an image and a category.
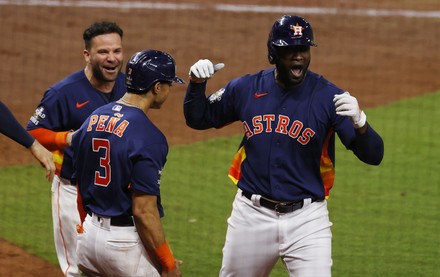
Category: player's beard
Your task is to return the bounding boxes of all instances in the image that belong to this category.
[275,59,310,90]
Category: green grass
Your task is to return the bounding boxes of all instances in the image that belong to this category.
[0,165,56,264]
[1,91,439,276]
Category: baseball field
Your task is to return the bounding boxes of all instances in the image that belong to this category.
[0,0,439,276]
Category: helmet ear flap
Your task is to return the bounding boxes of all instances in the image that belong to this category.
[267,42,278,65]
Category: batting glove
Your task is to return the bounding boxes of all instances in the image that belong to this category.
[333,91,367,129]
[189,59,224,80]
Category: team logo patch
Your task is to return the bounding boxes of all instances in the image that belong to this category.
[29,106,46,125]
[208,88,225,103]
[291,23,304,37]
[112,104,122,112]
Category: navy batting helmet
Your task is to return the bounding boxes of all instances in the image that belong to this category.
[125,49,184,92]
[267,15,317,64]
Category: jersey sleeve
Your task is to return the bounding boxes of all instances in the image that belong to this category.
[333,99,384,165]
[184,80,239,130]
[342,123,384,165]
[130,143,167,196]
[0,101,35,148]
[26,87,70,132]
[130,143,167,217]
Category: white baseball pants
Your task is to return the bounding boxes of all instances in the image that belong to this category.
[51,175,81,276]
[220,189,333,277]
[76,214,161,277]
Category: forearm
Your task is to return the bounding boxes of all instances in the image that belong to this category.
[183,82,214,130]
[133,193,176,273]
[0,101,35,148]
[351,123,384,165]
[28,127,71,151]
[135,210,166,250]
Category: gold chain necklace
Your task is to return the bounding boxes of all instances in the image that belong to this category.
[119,98,142,110]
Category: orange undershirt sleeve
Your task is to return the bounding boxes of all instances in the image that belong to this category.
[28,128,70,151]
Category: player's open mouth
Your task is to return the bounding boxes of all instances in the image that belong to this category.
[104,66,118,73]
[290,65,303,78]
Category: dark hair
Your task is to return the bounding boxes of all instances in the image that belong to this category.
[83,22,123,50]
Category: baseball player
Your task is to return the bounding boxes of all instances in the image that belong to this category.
[26,22,126,276]
[72,49,184,276]
[184,15,384,276]
[0,100,55,181]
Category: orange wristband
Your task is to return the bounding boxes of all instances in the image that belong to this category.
[154,241,176,272]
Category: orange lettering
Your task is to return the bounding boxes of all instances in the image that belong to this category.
[96,115,109,131]
[87,115,99,131]
[113,120,129,137]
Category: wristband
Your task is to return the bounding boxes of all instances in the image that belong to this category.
[154,241,176,272]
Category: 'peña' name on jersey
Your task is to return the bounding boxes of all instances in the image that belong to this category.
[86,110,129,138]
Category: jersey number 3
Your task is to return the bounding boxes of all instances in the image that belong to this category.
[92,138,111,187]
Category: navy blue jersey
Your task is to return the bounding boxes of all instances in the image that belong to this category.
[72,103,167,217]
[184,68,384,201]
[26,70,126,179]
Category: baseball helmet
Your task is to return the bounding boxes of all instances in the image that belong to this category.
[125,49,184,92]
[267,15,317,64]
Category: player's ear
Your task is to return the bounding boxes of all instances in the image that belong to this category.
[152,82,161,95]
[83,49,91,63]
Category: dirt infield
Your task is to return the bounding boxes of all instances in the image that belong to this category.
[0,0,438,275]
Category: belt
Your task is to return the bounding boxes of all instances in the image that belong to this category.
[241,190,305,214]
[89,212,135,227]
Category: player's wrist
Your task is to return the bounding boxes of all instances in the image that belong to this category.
[55,131,71,148]
[353,110,367,129]
[154,240,176,272]
[189,75,206,84]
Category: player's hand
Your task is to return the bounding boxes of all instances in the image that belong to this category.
[66,130,76,147]
[333,91,367,129]
[29,140,55,182]
[161,259,182,277]
[189,59,224,83]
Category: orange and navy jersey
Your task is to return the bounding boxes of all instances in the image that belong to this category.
[184,68,384,201]
[26,70,125,178]
[228,129,335,200]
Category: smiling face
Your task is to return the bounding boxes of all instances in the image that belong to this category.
[83,33,123,91]
[275,45,311,90]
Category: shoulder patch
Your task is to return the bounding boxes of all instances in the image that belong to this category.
[208,88,225,104]
[29,106,46,125]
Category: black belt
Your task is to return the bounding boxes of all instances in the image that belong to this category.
[89,212,135,227]
[242,190,305,214]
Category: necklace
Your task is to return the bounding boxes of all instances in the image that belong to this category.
[119,98,142,110]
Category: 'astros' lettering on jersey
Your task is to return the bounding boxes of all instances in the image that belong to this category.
[242,114,315,145]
